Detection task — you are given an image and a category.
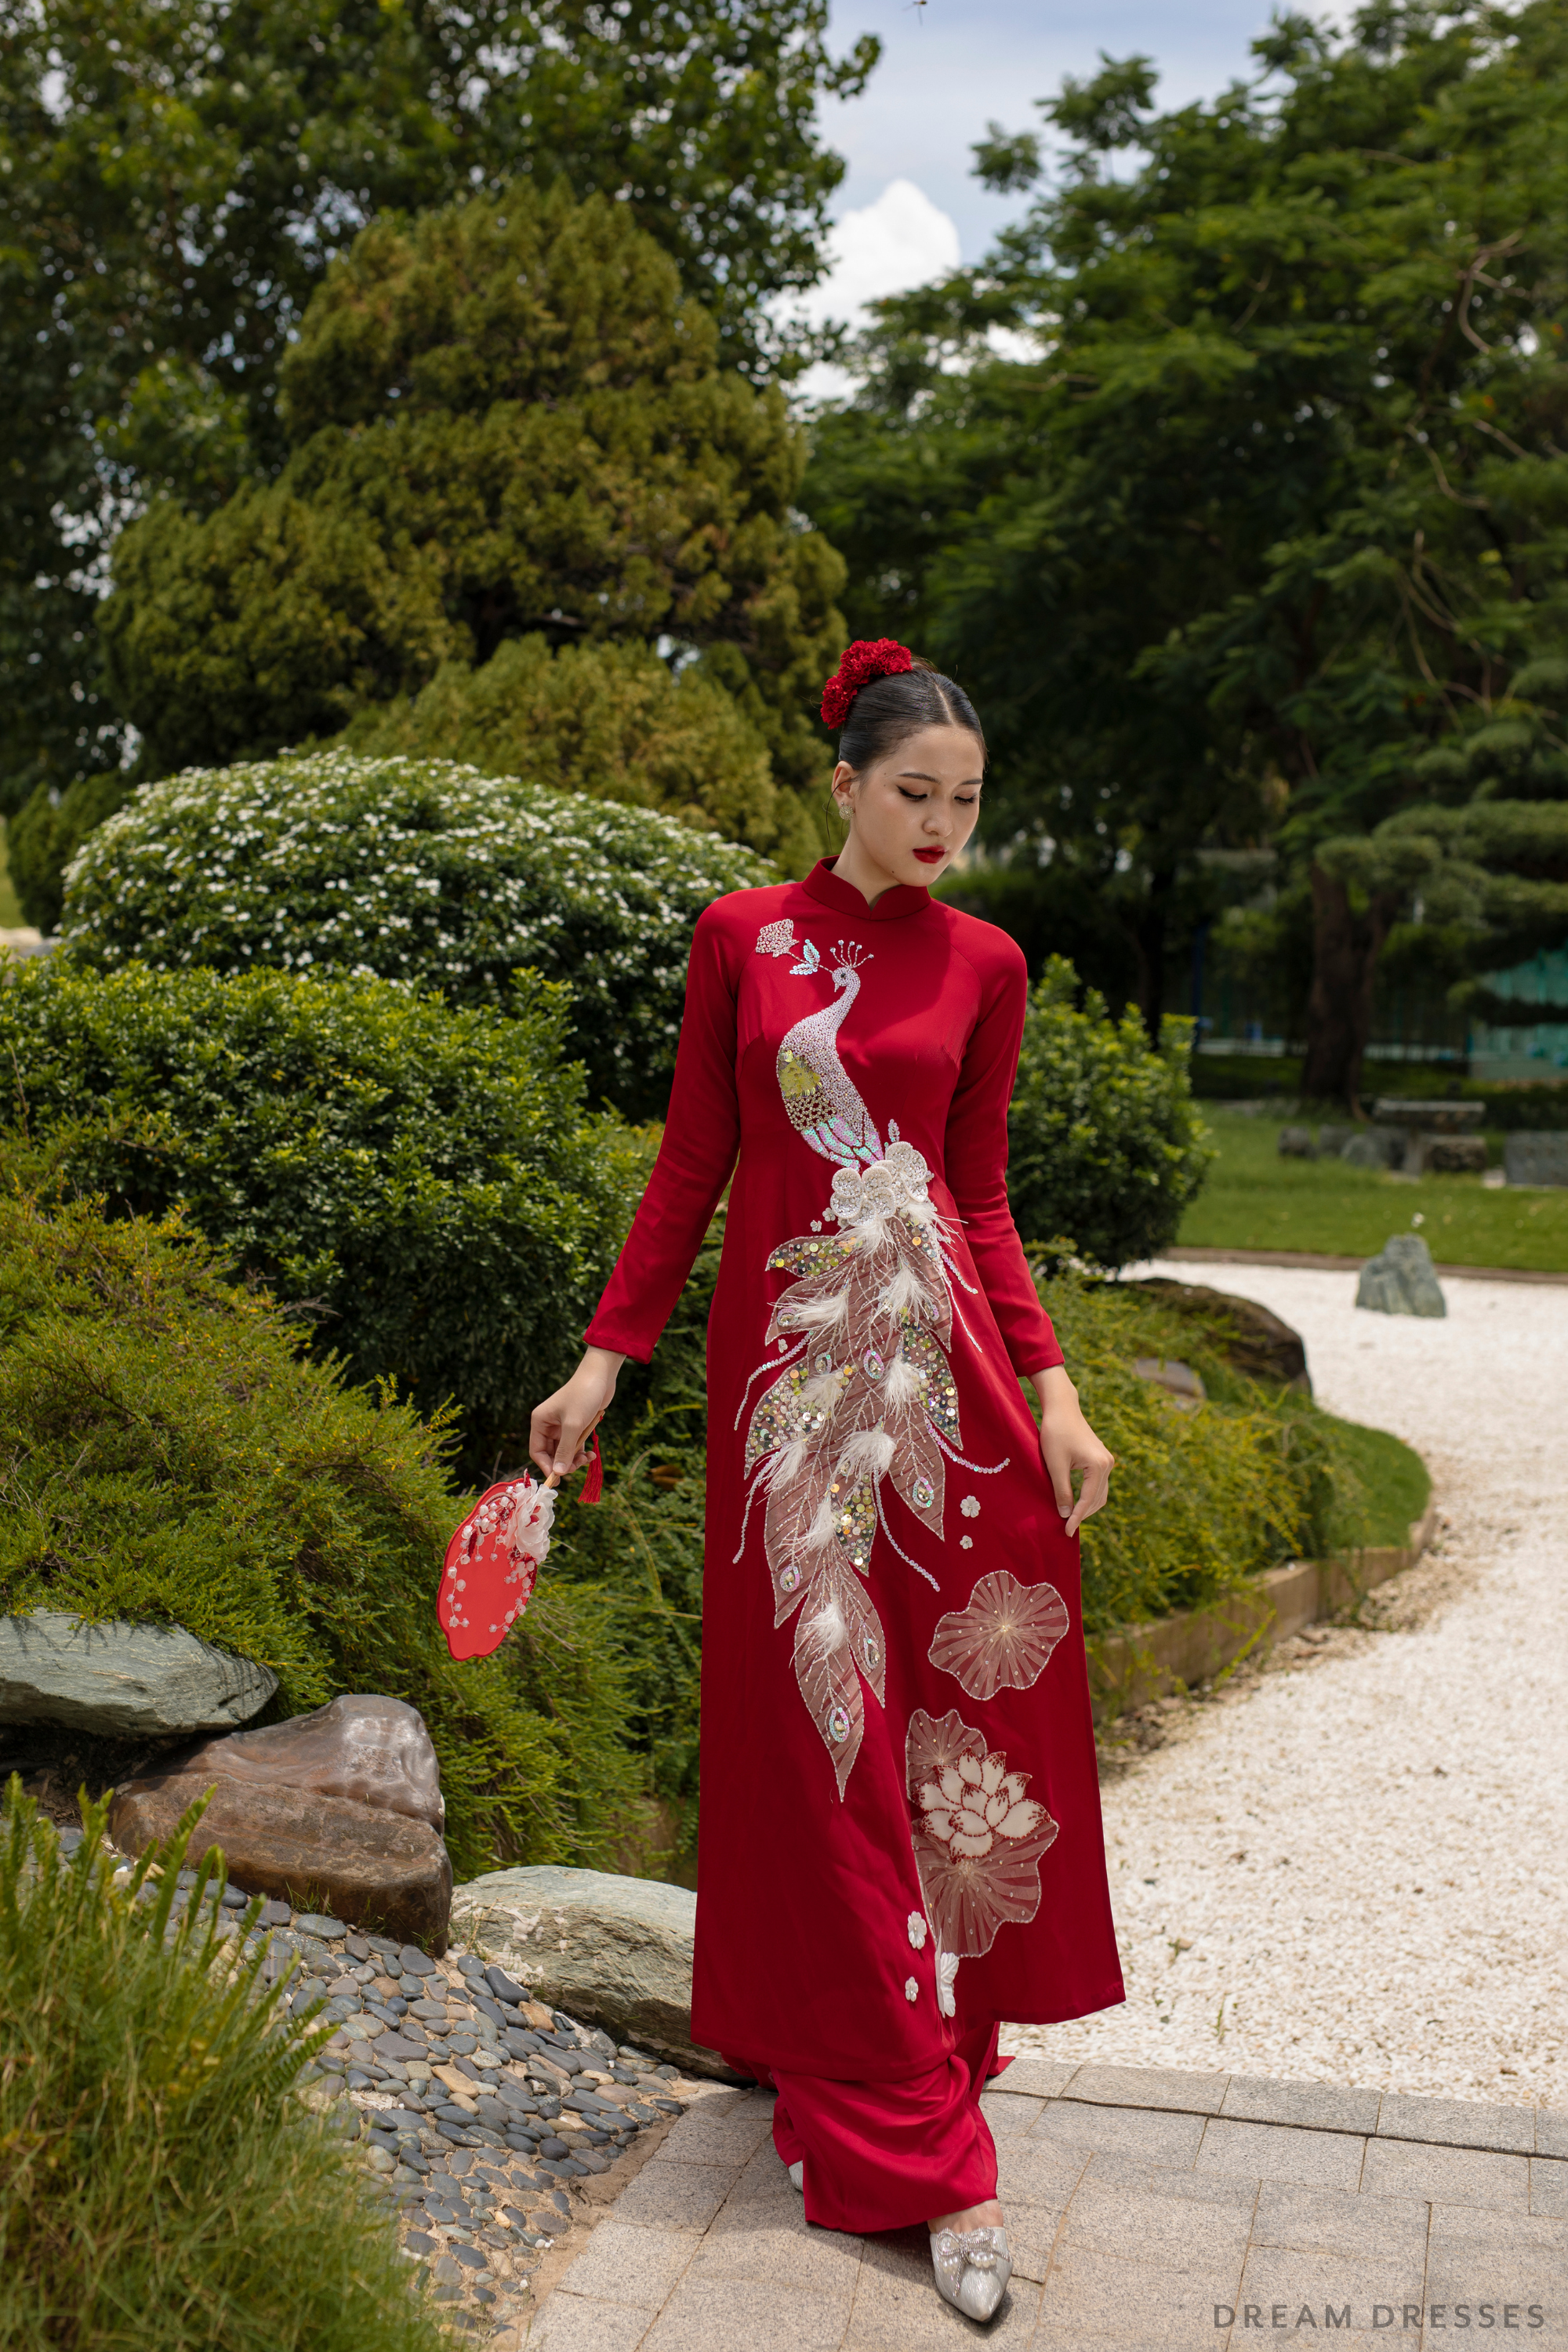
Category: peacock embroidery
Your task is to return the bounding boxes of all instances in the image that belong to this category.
[740,922,1005,1798]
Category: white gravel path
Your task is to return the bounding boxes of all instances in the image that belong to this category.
[1004,1257,1568,2107]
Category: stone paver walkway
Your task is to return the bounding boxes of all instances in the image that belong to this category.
[526,2058,1568,2348]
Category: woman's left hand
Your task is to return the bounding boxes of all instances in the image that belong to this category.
[1029,1364,1115,1538]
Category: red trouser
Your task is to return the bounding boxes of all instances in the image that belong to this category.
[728,2022,1004,2234]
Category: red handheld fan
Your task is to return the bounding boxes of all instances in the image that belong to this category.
[439,1429,602,1662]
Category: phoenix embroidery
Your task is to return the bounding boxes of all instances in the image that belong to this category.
[742,926,994,1797]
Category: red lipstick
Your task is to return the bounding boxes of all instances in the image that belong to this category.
[913,848,946,866]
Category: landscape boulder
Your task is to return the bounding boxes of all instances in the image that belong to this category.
[108,1773,452,1950]
[1277,1125,1316,1158]
[1504,1132,1568,1188]
[1341,1127,1403,1171]
[0,1611,276,1738]
[159,1694,443,1828]
[1413,1134,1488,1177]
[451,1864,733,2078]
[1130,1279,1311,1394]
[1356,1232,1446,1319]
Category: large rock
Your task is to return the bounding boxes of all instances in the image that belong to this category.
[1131,1280,1311,1395]
[452,1864,731,2078]
[1504,1132,1568,1187]
[108,1774,452,1949]
[1356,1232,1446,1318]
[159,1695,443,1829]
[1410,1133,1488,1177]
[1341,1127,1403,1171]
[0,1611,276,1737]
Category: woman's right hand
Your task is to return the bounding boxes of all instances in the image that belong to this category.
[530,1347,625,1480]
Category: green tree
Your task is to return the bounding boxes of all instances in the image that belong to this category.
[804,3,1568,1087]
[100,184,846,838]
[0,0,875,815]
[342,633,801,860]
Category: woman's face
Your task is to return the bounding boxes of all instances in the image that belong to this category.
[832,724,984,890]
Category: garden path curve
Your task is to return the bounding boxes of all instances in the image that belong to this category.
[1005,1258,1568,2107]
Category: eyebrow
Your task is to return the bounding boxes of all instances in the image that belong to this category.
[897,770,985,787]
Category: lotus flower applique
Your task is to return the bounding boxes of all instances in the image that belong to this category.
[906,1707,1058,1965]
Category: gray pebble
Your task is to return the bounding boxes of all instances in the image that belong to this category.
[398,1946,437,1976]
[405,2230,436,2255]
[292,1911,346,1937]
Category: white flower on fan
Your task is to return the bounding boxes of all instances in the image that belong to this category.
[906,1911,927,1951]
[904,1976,919,2003]
[959,1495,980,1519]
[960,1535,973,1550]
[937,1950,959,2017]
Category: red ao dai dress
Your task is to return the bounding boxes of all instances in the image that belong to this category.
[585,861,1123,2230]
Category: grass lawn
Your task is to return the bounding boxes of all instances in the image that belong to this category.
[1325,1415,1432,1551]
[1178,1110,1568,1272]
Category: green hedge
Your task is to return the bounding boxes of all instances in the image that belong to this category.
[0,1172,641,1874]
[0,1786,452,2352]
[1007,957,1214,1269]
[1036,1272,1366,1632]
[0,960,649,1477]
[60,751,773,1117]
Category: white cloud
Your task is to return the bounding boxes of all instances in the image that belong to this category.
[793,177,963,331]
[783,177,961,403]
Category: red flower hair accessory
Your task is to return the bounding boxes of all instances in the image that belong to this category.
[821,639,914,729]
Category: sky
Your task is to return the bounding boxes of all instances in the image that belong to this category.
[793,0,1356,346]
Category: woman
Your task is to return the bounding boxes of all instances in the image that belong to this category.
[531,641,1123,2321]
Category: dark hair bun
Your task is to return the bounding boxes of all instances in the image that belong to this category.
[825,646,987,774]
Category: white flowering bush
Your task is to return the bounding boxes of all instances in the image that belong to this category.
[61,752,773,1114]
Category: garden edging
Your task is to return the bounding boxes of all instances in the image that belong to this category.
[1084,1501,1439,1723]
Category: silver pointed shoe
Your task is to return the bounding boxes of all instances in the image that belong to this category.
[930,2225,1011,2322]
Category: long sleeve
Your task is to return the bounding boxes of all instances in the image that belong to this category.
[584,903,742,1363]
[944,948,1063,1377]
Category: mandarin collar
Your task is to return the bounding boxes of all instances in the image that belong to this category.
[800,858,932,923]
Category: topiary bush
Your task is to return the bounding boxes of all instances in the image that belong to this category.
[0,1783,451,2352]
[1007,956,1214,1269]
[0,959,651,1475]
[0,1171,641,1873]
[341,633,822,869]
[60,751,774,1117]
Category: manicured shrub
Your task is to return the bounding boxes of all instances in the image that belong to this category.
[0,1172,640,1872]
[342,633,822,868]
[6,770,129,933]
[0,959,652,1480]
[60,751,773,1116]
[0,1783,449,2351]
[1007,956,1214,1269]
[1036,1272,1363,1632]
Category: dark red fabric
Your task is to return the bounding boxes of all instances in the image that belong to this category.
[586,861,1124,2084]
[735,2020,1002,2234]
